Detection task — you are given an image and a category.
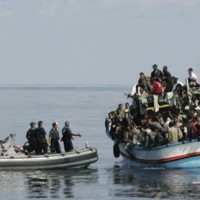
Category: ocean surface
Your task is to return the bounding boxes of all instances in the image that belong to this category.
[1,85,200,200]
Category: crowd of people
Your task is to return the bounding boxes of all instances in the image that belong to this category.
[25,120,81,155]
[105,65,200,149]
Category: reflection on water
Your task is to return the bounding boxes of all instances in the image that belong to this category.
[1,165,200,199]
[107,163,200,200]
[27,177,49,198]
[0,168,98,199]
[25,168,99,199]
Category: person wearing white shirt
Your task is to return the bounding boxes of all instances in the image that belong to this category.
[188,68,197,83]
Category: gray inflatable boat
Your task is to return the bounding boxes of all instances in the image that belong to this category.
[0,134,98,170]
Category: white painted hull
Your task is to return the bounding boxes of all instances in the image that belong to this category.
[0,147,98,170]
[119,140,200,168]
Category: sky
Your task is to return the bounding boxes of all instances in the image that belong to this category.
[0,0,200,85]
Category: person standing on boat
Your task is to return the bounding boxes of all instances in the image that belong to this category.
[26,121,37,153]
[162,66,172,92]
[49,122,61,153]
[61,121,82,152]
[35,121,48,155]
[151,64,163,80]
[151,77,163,112]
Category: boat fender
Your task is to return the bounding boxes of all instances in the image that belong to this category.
[113,143,120,158]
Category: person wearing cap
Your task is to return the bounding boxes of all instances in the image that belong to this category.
[26,122,37,153]
[34,121,48,155]
[61,121,82,152]
[49,122,61,153]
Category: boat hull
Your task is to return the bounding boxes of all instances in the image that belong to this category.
[118,141,200,168]
[0,147,98,170]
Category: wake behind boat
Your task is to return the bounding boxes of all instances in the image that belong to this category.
[0,134,98,170]
[105,65,200,168]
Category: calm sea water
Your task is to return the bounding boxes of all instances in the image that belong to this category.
[0,85,200,200]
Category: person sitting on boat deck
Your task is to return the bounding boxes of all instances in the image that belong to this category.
[189,78,200,108]
[34,121,48,155]
[49,122,61,153]
[147,126,157,147]
[188,68,197,84]
[195,105,200,118]
[179,118,189,141]
[168,121,179,144]
[174,117,184,141]
[61,121,82,152]
[124,102,130,122]
[26,121,37,153]
[138,84,148,106]
[195,118,200,141]
[108,111,120,140]
[116,103,125,122]
[189,77,200,88]
[162,114,171,139]
[147,117,165,145]
[171,77,183,109]
[105,112,112,133]
[189,116,198,140]
[137,72,151,93]
[137,127,148,147]
[123,125,134,145]
[151,64,163,80]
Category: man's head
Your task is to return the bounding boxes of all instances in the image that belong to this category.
[52,122,58,128]
[30,122,36,128]
[163,66,167,71]
[188,68,193,73]
[65,121,70,127]
[38,121,43,127]
[152,64,158,70]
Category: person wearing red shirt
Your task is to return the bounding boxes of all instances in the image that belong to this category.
[151,78,163,95]
[151,78,163,112]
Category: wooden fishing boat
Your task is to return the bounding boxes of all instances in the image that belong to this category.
[117,140,200,168]
[106,80,200,168]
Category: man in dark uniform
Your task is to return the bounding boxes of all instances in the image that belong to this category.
[61,121,81,152]
[26,121,37,153]
[49,122,61,153]
[35,121,48,155]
